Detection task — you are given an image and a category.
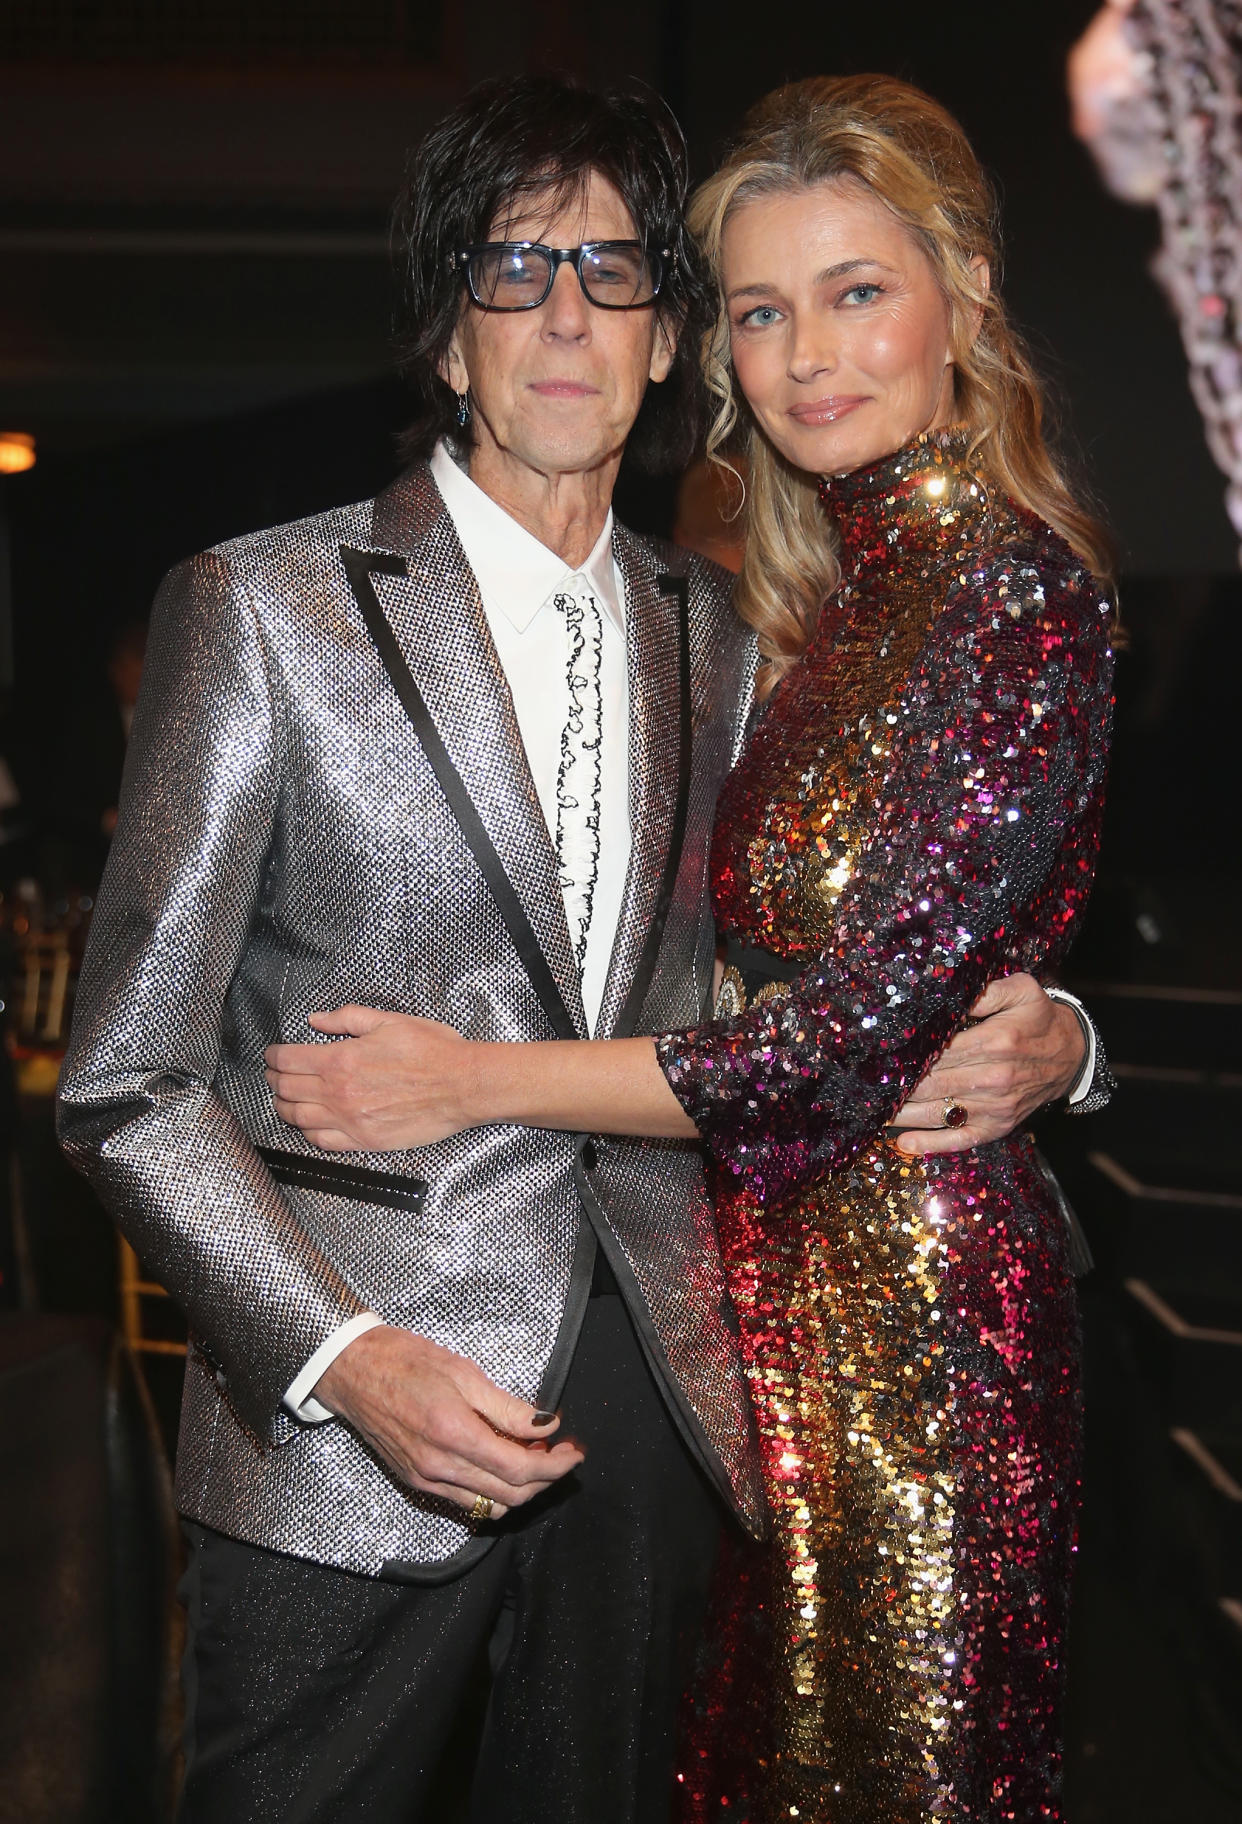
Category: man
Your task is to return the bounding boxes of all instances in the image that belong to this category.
[58,74,1104,1823]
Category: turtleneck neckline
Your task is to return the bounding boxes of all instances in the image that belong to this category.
[817,426,990,569]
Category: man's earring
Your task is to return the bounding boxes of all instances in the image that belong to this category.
[456,389,471,427]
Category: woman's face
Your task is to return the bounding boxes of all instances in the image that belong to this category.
[721,179,966,477]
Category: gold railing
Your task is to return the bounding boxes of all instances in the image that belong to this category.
[117,1236,187,1359]
[7,889,187,1360]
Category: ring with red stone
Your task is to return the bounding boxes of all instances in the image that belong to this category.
[942,1097,969,1129]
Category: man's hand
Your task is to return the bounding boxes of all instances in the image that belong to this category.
[314,1324,583,1520]
[265,1007,476,1150]
[890,973,1086,1156]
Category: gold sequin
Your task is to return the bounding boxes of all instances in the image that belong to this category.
[665,431,1114,1820]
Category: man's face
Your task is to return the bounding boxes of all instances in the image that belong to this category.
[441,172,675,491]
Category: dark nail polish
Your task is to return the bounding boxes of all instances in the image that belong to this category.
[532,1409,557,1427]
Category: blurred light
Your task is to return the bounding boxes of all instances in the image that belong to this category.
[0,433,36,474]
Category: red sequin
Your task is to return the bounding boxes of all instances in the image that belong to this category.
[660,430,1114,1821]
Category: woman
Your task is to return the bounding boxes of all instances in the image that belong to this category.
[277,76,1115,1818]
[656,77,1115,1819]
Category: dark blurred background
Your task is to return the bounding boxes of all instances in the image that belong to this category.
[0,3,1239,1821]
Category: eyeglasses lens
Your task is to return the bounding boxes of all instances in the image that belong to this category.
[579,246,658,307]
[467,245,660,310]
[470,247,548,308]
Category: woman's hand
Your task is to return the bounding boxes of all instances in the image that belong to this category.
[267,1015,694,1151]
[265,1007,481,1150]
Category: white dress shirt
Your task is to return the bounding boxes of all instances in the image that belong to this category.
[284,441,633,1421]
[428,439,632,1027]
[1047,986,1098,1106]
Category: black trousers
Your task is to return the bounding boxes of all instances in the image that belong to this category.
[177,1290,723,1824]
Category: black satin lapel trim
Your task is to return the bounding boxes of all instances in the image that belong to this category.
[612,574,693,1039]
[341,544,578,1042]
[533,1214,597,1409]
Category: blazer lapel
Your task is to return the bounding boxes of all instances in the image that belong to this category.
[356,465,587,1039]
[596,527,693,1039]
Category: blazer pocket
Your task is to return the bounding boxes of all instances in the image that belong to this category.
[258,1145,428,1215]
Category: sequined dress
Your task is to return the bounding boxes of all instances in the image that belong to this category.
[657,430,1115,1822]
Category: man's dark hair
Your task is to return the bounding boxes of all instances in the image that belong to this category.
[391,73,710,474]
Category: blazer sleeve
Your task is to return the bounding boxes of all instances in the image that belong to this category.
[656,550,1115,1207]
[57,548,369,1440]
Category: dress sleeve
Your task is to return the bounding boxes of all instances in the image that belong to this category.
[656,551,1115,1205]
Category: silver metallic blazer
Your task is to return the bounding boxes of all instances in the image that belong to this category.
[57,461,767,1578]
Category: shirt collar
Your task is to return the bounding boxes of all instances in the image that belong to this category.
[430,440,622,635]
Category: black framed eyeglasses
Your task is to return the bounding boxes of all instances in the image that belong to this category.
[455,241,670,312]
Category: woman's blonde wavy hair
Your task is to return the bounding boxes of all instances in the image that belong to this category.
[688,74,1115,695]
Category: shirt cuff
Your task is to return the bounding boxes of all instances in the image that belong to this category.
[1044,986,1097,1105]
[283,1311,387,1424]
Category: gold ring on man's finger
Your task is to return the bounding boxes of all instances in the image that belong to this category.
[468,1493,494,1522]
[942,1097,969,1129]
